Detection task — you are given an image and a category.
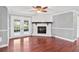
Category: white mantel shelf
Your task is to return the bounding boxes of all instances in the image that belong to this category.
[32,22,53,23]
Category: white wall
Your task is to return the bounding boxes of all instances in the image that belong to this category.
[32,14,53,22]
[0,6,8,47]
[52,12,77,41]
[77,15,79,38]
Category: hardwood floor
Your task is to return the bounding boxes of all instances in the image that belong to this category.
[0,36,78,52]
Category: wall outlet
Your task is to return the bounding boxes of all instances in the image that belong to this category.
[0,37,2,42]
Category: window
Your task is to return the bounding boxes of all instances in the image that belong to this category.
[24,20,29,31]
[14,20,20,32]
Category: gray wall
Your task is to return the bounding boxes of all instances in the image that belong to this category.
[52,12,76,40]
[0,6,8,46]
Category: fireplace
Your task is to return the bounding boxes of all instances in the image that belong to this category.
[38,26,46,34]
[32,22,52,36]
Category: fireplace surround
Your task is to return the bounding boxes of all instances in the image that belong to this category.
[32,22,52,36]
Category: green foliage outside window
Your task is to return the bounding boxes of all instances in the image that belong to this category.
[14,20,29,32]
[24,21,29,31]
[14,20,20,32]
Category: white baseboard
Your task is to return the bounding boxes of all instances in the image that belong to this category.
[0,44,8,48]
[9,34,76,42]
[31,34,52,37]
[9,34,31,39]
[54,35,75,42]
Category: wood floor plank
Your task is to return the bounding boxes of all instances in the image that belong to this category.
[0,36,78,52]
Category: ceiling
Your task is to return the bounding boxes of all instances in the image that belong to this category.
[7,6,79,15]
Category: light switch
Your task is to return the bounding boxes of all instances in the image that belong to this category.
[0,37,2,42]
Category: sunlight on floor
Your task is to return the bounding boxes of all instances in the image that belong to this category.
[11,37,31,51]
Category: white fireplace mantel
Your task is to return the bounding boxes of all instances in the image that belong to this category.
[32,22,52,36]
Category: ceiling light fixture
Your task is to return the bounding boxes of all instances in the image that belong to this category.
[32,6,48,13]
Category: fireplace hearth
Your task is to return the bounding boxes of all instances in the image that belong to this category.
[38,26,46,34]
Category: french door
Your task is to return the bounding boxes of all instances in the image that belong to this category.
[10,15,31,38]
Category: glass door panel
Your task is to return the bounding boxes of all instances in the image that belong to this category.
[14,19,21,35]
[24,20,29,32]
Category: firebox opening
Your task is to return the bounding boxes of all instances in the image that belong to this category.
[38,26,46,34]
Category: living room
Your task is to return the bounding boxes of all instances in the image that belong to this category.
[0,6,79,52]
